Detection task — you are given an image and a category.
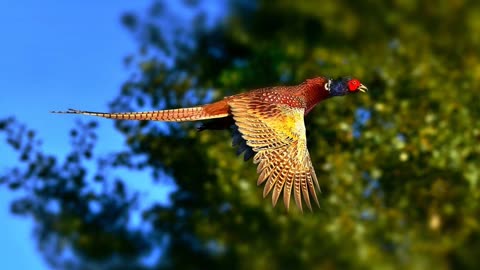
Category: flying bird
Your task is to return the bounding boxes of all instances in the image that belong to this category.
[52,76,367,212]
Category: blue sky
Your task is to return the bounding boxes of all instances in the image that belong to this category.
[0,1,153,268]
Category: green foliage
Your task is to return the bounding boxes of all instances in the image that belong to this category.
[2,0,480,269]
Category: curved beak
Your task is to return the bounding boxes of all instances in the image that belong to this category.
[358,84,368,93]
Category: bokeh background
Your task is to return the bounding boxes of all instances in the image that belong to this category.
[1,0,480,269]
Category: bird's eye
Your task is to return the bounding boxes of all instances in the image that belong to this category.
[324,79,332,91]
[348,79,361,92]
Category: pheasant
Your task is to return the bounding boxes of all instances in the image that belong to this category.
[52,76,367,212]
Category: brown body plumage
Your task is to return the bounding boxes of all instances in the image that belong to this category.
[53,76,367,212]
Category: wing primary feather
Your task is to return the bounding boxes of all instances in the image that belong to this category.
[257,159,265,173]
[263,168,281,198]
[283,173,294,211]
[294,176,303,213]
[311,165,321,192]
[301,173,312,211]
[271,170,287,207]
[257,162,275,186]
[307,174,320,207]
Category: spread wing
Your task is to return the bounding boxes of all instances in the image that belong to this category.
[228,96,320,212]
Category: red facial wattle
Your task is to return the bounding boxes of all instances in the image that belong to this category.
[347,79,361,92]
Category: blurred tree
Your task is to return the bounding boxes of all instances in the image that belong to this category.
[2,0,480,269]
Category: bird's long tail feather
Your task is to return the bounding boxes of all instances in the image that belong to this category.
[51,100,230,122]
